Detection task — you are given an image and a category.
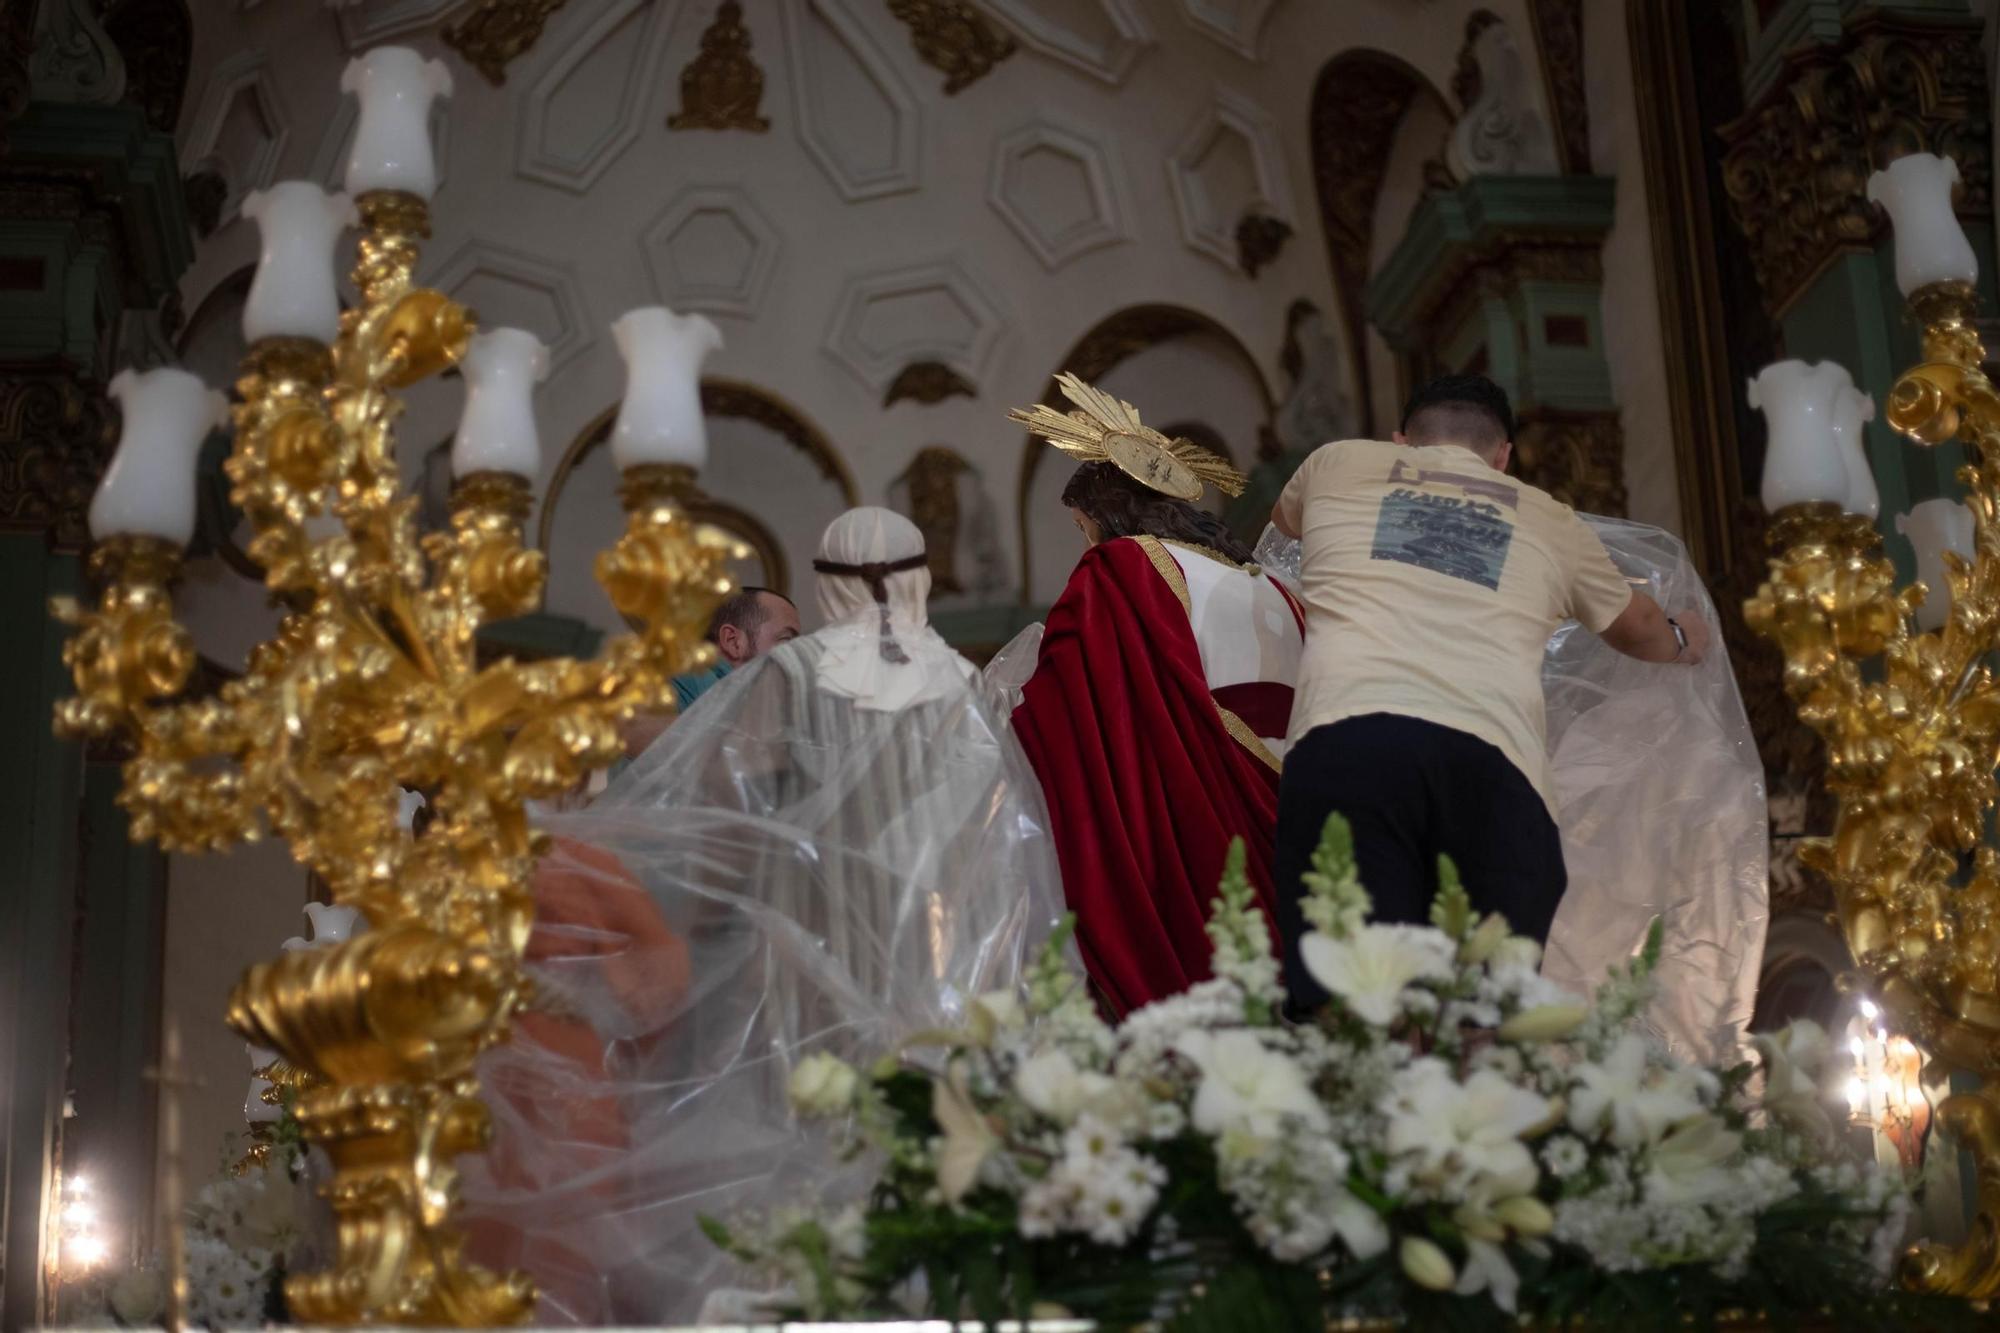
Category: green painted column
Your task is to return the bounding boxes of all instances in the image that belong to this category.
[0,91,192,1321]
[64,758,166,1269]
[1366,175,1627,518]
[0,537,84,1330]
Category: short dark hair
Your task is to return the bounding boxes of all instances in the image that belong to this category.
[1400,373,1516,454]
[1060,462,1258,565]
[706,586,792,643]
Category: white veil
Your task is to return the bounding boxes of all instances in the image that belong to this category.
[458,508,1066,1324]
[1254,518,1766,1064]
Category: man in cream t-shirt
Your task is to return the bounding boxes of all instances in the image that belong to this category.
[1269,373,1708,1010]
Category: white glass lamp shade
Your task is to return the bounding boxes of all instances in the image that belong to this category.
[608,307,722,471]
[281,902,366,952]
[89,368,230,545]
[340,47,453,200]
[1896,498,1976,632]
[1751,359,1858,513]
[450,328,549,478]
[1867,153,1980,297]
[240,181,357,343]
[1831,384,1880,520]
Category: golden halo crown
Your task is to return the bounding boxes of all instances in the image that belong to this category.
[1009,372,1247,504]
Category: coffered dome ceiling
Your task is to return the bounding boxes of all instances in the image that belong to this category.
[174,0,1516,635]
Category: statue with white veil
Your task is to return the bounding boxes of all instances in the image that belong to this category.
[458,507,1066,1325]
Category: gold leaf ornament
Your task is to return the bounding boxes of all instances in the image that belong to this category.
[1009,372,1247,503]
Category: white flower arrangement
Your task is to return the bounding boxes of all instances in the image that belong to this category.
[707,817,1966,1330]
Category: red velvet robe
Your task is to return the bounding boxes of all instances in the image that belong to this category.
[1014,537,1298,1017]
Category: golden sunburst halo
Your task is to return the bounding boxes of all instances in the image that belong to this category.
[1009,372,1247,503]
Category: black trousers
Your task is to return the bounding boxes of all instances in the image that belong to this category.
[1274,713,1567,1010]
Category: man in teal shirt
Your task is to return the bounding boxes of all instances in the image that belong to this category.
[669,585,800,707]
[616,587,802,766]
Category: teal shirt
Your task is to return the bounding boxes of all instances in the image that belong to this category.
[611,660,734,784]
[669,659,733,712]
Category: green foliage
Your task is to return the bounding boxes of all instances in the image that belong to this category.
[1300,811,1369,938]
[1027,913,1085,1016]
[1429,854,1473,940]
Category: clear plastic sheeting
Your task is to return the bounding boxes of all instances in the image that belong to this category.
[981,621,1045,713]
[460,584,1066,1323]
[1253,518,1767,1066]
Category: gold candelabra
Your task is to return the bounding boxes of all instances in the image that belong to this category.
[50,185,735,1323]
[1747,275,2000,1301]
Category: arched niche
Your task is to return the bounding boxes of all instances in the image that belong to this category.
[1016,305,1274,605]
[540,379,858,634]
[1308,50,1453,433]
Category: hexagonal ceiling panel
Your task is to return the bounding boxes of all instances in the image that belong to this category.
[427,239,592,371]
[1178,0,1280,60]
[1167,87,1296,268]
[516,0,682,194]
[641,184,782,317]
[777,0,922,202]
[181,50,288,222]
[824,258,1006,392]
[989,117,1128,271]
[336,0,464,48]
[983,0,1153,85]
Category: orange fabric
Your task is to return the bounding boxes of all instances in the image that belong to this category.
[465,836,690,1321]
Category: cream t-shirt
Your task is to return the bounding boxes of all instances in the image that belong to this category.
[1274,438,1633,812]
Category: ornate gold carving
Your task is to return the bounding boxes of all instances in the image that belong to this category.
[1311,55,1452,428]
[1235,212,1291,277]
[1512,409,1626,518]
[886,0,1016,96]
[441,0,571,88]
[0,365,116,550]
[884,359,976,407]
[1525,0,1590,174]
[50,191,737,1323]
[899,445,969,594]
[668,0,770,133]
[1719,9,1990,321]
[1012,373,1247,506]
[1748,281,2000,1297]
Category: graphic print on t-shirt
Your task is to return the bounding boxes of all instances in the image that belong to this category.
[1369,487,1515,590]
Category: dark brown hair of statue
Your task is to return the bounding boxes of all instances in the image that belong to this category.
[1060,461,1258,566]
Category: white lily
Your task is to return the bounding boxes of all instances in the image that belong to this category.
[1454,1236,1522,1313]
[1299,923,1456,1026]
[1331,1187,1391,1259]
[968,990,1025,1046]
[932,1063,998,1205]
[1753,1020,1838,1145]
[1644,1112,1742,1207]
[1175,1029,1327,1137]
[1014,1048,1119,1127]
[1567,1033,1706,1149]
[1382,1059,1548,1197]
